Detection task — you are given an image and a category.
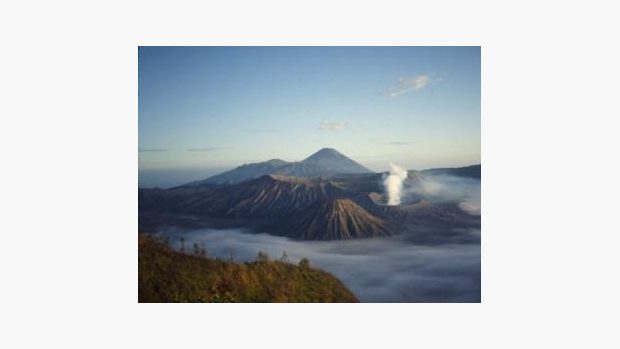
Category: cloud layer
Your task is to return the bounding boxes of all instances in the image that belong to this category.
[155,227,481,303]
[187,147,227,152]
[385,75,430,97]
[139,148,166,152]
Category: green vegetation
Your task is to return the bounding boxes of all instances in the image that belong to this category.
[138,234,358,303]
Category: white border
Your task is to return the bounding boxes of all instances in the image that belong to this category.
[2,0,619,348]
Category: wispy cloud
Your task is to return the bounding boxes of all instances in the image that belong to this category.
[139,148,166,152]
[187,147,227,152]
[319,121,347,131]
[388,141,414,146]
[385,75,430,97]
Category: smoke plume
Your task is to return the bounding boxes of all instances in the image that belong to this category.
[383,163,408,205]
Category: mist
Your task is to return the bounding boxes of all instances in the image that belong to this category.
[155,227,481,302]
[407,174,481,215]
[138,167,227,188]
[383,163,408,205]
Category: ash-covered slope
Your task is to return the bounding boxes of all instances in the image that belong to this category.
[277,198,394,240]
[170,175,350,219]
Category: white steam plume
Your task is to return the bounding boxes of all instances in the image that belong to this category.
[383,163,408,205]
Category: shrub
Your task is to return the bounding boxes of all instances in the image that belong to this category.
[257,251,269,262]
[299,258,310,269]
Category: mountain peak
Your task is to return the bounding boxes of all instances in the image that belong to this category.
[292,148,372,175]
[303,148,344,162]
[265,158,287,164]
[316,147,339,154]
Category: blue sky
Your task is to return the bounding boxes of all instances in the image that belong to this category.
[139,46,480,187]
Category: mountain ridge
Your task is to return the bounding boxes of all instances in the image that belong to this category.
[421,164,481,179]
[168,174,350,219]
[187,148,373,186]
[186,159,290,186]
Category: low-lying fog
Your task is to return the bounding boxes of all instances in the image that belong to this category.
[153,227,481,303]
[408,174,481,215]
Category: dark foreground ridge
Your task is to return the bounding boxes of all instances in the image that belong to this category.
[138,234,358,303]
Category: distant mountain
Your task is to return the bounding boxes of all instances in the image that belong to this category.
[186,148,373,186]
[275,148,373,177]
[277,198,393,240]
[187,159,289,186]
[421,164,481,179]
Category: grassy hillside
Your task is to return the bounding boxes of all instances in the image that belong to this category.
[138,234,358,302]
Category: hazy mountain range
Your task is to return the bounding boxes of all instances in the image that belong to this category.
[185,148,373,186]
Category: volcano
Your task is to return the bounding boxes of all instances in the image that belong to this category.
[188,148,373,186]
[277,198,394,240]
[273,148,373,177]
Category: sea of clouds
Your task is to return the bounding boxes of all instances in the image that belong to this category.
[155,227,481,302]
